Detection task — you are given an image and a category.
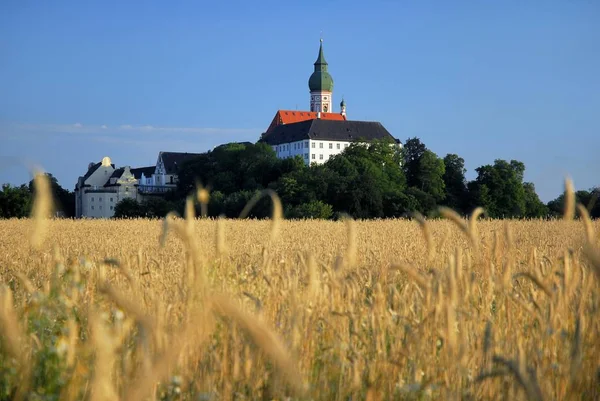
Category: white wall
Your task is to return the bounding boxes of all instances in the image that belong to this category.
[83,191,118,218]
[272,139,351,165]
[308,139,350,164]
[272,140,311,164]
[82,186,138,218]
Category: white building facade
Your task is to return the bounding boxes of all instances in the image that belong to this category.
[75,152,204,218]
[75,157,139,218]
[272,138,351,165]
[136,151,202,194]
[264,118,399,166]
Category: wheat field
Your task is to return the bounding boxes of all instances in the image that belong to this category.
[0,180,599,400]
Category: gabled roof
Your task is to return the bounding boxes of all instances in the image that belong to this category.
[265,110,346,135]
[104,168,124,187]
[159,152,203,174]
[81,162,101,182]
[76,161,115,189]
[109,168,124,179]
[131,166,156,179]
[261,119,396,146]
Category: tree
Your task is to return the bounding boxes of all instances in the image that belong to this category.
[442,154,467,213]
[402,137,427,188]
[406,187,437,216]
[0,184,32,218]
[416,150,445,202]
[177,142,282,197]
[286,200,333,219]
[140,197,172,218]
[467,160,527,218]
[28,173,75,217]
[399,138,446,215]
[324,140,406,218]
[523,182,549,218]
[113,198,144,218]
[547,188,600,218]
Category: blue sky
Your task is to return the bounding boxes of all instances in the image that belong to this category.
[1,1,598,201]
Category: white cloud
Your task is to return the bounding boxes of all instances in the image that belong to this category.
[8,122,259,137]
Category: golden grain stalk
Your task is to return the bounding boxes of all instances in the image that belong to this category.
[30,170,53,250]
[563,178,575,221]
[210,294,306,395]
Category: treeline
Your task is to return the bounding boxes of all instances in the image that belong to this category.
[1,138,598,219]
[117,138,599,219]
[0,174,75,218]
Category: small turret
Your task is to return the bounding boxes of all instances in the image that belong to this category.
[340,98,347,118]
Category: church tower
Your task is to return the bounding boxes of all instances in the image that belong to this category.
[308,39,334,113]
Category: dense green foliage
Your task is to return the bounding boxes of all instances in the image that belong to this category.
[174,138,576,220]
[113,197,184,219]
[0,184,32,218]
[0,173,74,218]
[1,139,596,220]
[547,189,600,218]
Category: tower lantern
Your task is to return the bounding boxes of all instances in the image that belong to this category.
[308,39,334,113]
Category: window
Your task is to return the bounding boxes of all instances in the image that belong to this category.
[304,141,309,148]
[110,206,113,211]
[91,206,94,210]
[312,154,315,160]
[99,197,102,202]
[345,144,349,148]
[110,197,113,202]
[91,197,94,202]
[319,154,323,160]
[312,142,315,148]
[329,143,333,149]
[99,205,102,210]
[319,143,323,149]
[337,143,341,149]
[304,153,308,159]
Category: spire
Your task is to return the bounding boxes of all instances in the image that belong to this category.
[314,38,328,70]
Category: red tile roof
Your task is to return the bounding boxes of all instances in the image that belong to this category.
[265,110,346,134]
